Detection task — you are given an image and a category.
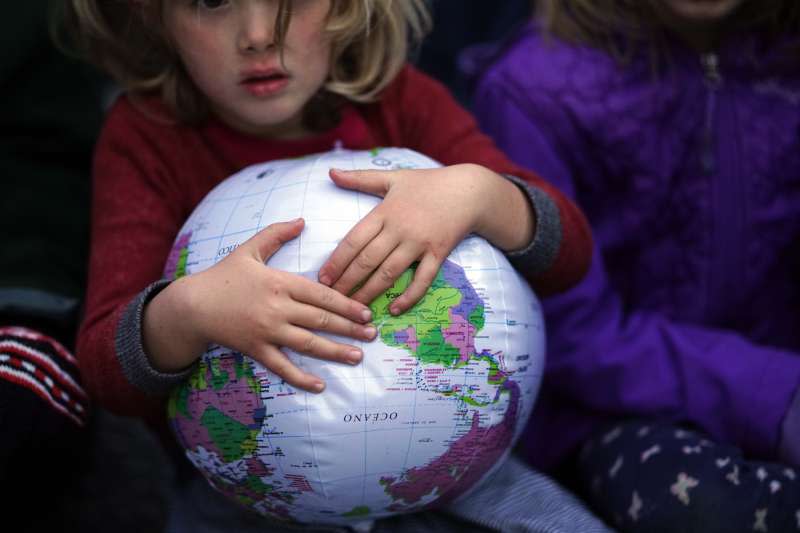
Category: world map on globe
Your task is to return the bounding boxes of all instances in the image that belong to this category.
[164,147,545,525]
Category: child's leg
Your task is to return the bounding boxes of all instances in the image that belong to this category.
[577,420,800,533]
[444,455,615,532]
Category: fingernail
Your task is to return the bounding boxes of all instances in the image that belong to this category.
[364,326,377,339]
[319,274,331,286]
[348,350,362,364]
[361,308,372,322]
[313,381,325,392]
[390,305,400,315]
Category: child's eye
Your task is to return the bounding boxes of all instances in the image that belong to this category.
[192,0,229,10]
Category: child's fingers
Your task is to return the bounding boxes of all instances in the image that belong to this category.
[350,242,419,306]
[318,215,383,287]
[289,276,373,323]
[328,168,395,197]
[278,325,364,366]
[288,302,377,342]
[246,219,305,262]
[252,344,325,393]
[331,232,398,297]
[386,254,442,315]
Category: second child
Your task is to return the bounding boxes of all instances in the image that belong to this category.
[475,0,800,531]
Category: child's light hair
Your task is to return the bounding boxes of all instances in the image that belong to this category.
[61,0,430,127]
[537,0,800,62]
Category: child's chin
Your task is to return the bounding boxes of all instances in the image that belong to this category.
[663,0,744,23]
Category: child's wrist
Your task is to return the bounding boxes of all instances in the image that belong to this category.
[473,169,536,251]
[143,276,206,373]
[466,165,503,233]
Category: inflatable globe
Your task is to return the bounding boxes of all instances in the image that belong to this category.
[165,147,545,526]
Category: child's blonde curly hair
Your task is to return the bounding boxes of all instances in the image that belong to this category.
[61,0,430,128]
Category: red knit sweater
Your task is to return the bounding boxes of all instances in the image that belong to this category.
[78,65,591,421]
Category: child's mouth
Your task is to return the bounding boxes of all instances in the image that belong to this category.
[240,70,290,97]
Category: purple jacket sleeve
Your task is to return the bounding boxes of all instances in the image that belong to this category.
[474,79,800,463]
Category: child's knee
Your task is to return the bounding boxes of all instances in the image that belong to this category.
[576,420,800,533]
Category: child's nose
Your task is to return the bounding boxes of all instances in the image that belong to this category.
[237,2,277,53]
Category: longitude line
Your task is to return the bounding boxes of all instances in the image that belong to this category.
[298,153,329,499]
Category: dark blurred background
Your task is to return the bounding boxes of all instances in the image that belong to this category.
[418,0,532,106]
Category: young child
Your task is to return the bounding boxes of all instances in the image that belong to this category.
[474,0,800,531]
[64,1,611,532]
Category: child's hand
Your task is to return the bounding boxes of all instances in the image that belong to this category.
[144,219,376,393]
[318,164,533,314]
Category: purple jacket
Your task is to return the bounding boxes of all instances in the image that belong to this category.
[474,24,800,471]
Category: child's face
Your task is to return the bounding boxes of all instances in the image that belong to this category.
[659,0,745,24]
[165,0,332,139]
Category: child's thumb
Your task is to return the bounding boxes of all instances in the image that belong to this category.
[329,168,393,197]
[247,218,305,261]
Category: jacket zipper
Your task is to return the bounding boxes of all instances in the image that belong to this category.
[701,52,725,320]
[701,53,721,174]
[701,52,744,322]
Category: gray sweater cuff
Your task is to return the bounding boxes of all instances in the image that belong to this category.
[116,280,195,395]
[502,174,562,276]
[779,385,800,467]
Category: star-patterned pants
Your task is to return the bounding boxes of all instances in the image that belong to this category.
[576,420,800,533]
